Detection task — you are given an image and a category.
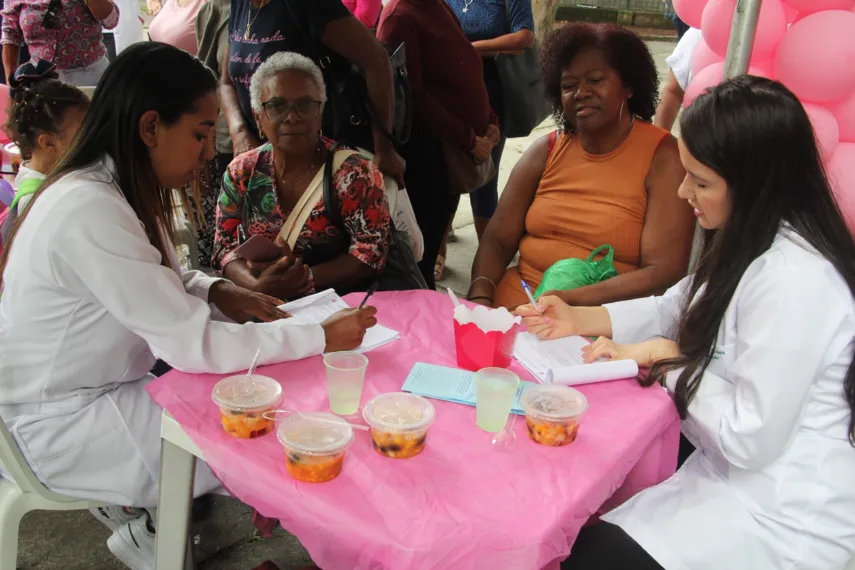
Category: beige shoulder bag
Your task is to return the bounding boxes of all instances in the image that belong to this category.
[276,150,357,250]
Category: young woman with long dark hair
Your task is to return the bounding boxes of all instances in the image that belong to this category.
[0,42,376,568]
[519,76,855,569]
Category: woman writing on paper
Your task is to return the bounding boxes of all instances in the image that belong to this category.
[0,42,376,568]
[468,24,694,309]
[518,76,855,569]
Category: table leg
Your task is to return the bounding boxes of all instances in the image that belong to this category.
[154,439,197,570]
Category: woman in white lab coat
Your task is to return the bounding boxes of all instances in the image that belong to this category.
[0,42,376,569]
[518,76,855,570]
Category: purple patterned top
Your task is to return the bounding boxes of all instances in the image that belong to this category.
[1,0,119,71]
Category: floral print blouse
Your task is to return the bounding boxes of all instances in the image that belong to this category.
[213,140,391,273]
[1,0,119,70]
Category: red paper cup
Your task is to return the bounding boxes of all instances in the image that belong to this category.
[454,320,520,372]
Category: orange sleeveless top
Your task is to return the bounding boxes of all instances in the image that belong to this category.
[494,120,669,308]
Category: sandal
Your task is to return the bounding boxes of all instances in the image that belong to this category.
[434,255,447,282]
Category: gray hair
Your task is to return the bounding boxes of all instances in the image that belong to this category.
[249,52,327,113]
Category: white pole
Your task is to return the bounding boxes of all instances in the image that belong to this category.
[723,0,764,80]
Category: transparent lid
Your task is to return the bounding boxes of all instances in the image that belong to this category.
[520,385,588,420]
[211,374,282,411]
[277,412,354,455]
[362,392,435,433]
[4,143,20,155]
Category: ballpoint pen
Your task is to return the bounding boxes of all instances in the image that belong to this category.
[521,279,542,314]
[358,282,379,310]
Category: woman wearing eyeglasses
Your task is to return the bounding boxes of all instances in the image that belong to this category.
[212,52,392,301]
[1,0,119,85]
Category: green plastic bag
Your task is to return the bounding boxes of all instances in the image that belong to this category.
[534,245,618,298]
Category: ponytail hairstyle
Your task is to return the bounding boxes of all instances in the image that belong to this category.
[4,60,89,159]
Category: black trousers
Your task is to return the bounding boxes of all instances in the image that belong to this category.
[401,137,456,290]
[561,522,665,570]
[562,434,696,569]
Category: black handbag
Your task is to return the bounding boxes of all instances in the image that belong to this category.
[282,0,411,148]
[494,0,552,138]
[322,145,428,292]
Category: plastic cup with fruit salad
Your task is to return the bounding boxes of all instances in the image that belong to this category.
[212,374,282,439]
[362,392,435,459]
[277,412,354,483]
[520,385,588,447]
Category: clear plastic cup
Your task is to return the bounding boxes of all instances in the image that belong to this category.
[212,374,282,439]
[474,368,520,433]
[362,392,435,459]
[277,412,354,483]
[520,385,588,447]
[4,143,21,173]
[323,351,369,415]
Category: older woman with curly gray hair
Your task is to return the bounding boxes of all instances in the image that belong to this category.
[212,51,392,301]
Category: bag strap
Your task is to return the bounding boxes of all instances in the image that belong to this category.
[322,143,359,232]
[9,177,42,212]
[585,244,614,263]
[276,163,326,251]
[547,130,558,156]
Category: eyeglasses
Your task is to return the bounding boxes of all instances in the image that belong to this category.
[43,0,62,29]
[260,98,322,121]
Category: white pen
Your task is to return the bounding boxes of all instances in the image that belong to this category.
[520,279,542,315]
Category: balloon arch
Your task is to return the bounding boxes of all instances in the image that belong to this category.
[673,0,855,228]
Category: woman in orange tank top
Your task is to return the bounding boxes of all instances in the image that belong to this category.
[467,23,695,309]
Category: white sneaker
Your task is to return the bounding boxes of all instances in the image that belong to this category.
[106,516,155,570]
[90,505,145,532]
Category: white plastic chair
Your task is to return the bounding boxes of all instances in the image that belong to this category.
[0,416,105,570]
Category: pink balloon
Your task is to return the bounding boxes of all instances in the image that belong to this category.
[701,0,787,60]
[828,142,855,231]
[803,103,840,158]
[748,59,775,79]
[690,38,722,77]
[674,0,710,29]
[776,10,855,103]
[684,62,725,108]
[835,91,855,143]
[783,0,854,15]
[784,4,799,22]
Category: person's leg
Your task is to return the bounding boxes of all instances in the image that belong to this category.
[470,57,505,240]
[677,433,696,468]
[403,138,449,289]
[673,14,690,40]
[435,193,460,282]
[470,135,504,240]
[561,522,665,570]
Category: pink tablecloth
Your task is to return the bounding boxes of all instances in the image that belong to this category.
[147,290,680,570]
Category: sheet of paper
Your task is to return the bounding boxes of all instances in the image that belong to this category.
[278,289,400,353]
[514,331,638,385]
[549,360,639,386]
[401,363,537,415]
